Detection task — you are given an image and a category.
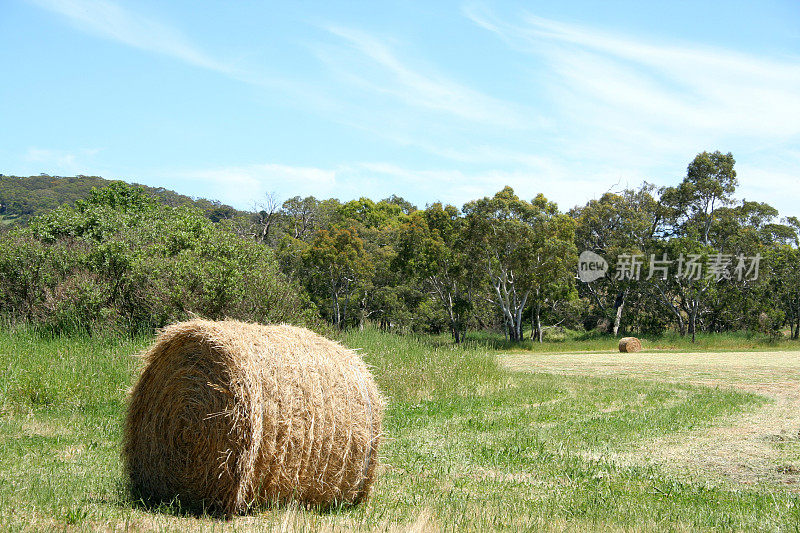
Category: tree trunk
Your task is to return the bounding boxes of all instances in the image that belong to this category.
[690,300,698,343]
[795,312,799,340]
[613,303,624,336]
[332,291,340,329]
[341,292,348,330]
[612,289,627,336]
[531,313,536,341]
[446,293,462,344]
[510,317,518,341]
[676,313,685,337]
[795,295,800,340]
[649,282,684,335]
[509,290,529,343]
[358,296,366,331]
[530,301,543,343]
[535,302,543,343]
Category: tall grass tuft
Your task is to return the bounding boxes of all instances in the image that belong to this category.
[342,328,506,403]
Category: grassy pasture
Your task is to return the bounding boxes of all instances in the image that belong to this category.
[467,328,800,353]
[1,328,800,531]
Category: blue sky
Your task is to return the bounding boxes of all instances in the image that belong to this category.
[2,1,799,216]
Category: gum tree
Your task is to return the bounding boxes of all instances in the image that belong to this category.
[302,226,372,329]
[571,184,662,335]
[464,187,575,342]
[395,203,472,343]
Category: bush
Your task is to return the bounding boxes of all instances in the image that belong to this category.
[0,183,317,334]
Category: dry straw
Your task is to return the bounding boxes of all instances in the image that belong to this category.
[618,337,642,353]
[123,319,384,515]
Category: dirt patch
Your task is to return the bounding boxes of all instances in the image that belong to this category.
[501,350,800,489]
[16,417,70,438]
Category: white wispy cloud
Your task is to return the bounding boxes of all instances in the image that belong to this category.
[28,0,321,100]
[318,25,531,129]
[24,147,102,173]
[23,1,800,217]
[30,0,235,74]
[463,4,800,216]
[167,164,338,207]
[165,160,605,212]
[464,4,800,145]
[30,1,536,162]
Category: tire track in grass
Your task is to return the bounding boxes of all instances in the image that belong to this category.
[500,350,800,488]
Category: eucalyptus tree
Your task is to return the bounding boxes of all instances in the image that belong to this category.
[571,184,662,335]
[768,243,800,339]
[525,194,577,342]
[464,187,576,342]
[302,226,372,329]
[395,203,472,343]
[660,151,738,244]
[282,195,320,241]
[338,197,412,331]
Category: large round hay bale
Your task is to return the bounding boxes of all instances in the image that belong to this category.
[123,319,384,515]
[618,337,642,353]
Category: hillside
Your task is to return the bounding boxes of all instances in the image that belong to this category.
[0,174,243,225]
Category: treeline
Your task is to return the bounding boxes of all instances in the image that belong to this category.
[1,151,798,341]
[0,174,244,224]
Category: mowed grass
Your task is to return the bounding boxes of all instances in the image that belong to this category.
[0,327,799,531]
[467,328,800,354]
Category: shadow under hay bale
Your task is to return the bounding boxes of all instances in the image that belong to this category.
[123,319,384,516]
[618,337,642,353]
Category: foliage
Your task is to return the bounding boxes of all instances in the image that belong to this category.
[394,204,473,342]
[464,188,577,341]
[570,153,798,341]
[0,183,315,334]
[302,226,372,329]
[2,149,799,342]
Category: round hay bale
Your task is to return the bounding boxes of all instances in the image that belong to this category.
[123,319,384,515]
[618,337,642,353]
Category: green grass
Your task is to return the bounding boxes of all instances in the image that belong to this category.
[1,327,799,531]
[466,327,800,353]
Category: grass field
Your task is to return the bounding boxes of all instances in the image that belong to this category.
[2,327,800,531]
[467,328,800,353]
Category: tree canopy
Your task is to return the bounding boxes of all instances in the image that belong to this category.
[1,151,798,342]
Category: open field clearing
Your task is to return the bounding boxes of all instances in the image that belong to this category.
[502,350,800,490]
[2,329,800,531]
[501,350,800,387]
[474,331,800,354]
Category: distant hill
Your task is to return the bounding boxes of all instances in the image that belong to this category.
[0,174,244,225]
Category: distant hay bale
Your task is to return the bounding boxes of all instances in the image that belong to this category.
[618,337,642,353]
[122,319,384,515]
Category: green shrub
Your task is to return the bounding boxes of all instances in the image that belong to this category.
[0,183,318,334]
